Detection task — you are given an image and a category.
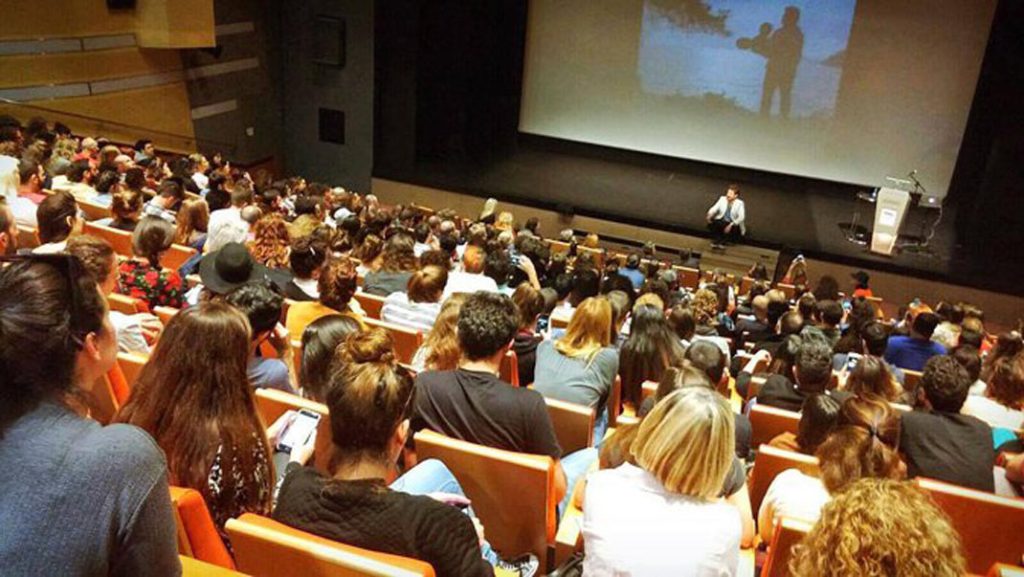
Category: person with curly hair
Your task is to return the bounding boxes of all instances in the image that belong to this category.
[247,214,291,270]
[963,333,1024,430]
[789,478,965,577]
[285,258,365,340]
[901,354,996,492]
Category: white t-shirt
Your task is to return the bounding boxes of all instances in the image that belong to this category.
[962,395,1024,431]
[441,271,498,299]
[583,463,741,577]
[757,469,830,543]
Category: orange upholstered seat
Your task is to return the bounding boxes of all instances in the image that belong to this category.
[500,349,520,386]
[749,404,801,449]
[170,486,235,570]
[362,317,423,365]
[544,397,595,455]
[413,429,558,567]
[226,514,435,577]
[748,445,820,516]
[353,291,386,320]
[253,388,333,473]
[760,517,813,577]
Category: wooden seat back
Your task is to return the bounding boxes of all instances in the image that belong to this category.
[117,351,149,390]
[84,221,197,271]
[16,224,39,249]
[353,291,386,320]
[761,517,814,577]
[363,317,423,365]
[170,486,235,570]
[253,388,332,473]
[672,266,700,290]
[226,514,435,577]
[544,397,596,455]
[749,445,820,516]
[78,199,111,221]
[916,477,1024,574]
[108,292,148,314]
[500,349,520,386]
[749,404,801,449]
[903,369,923,392]
[180,555,248,576]
[413,430,556,565]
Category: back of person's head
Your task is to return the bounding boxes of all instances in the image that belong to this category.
[779,310,805,336]
[462,245,485,274]
[319,258,358,312]
[66,235,116,293]
[796,293,817,319]
[124,166,146,190]
[290,235,328,280]
[205,186,231,212]
[230,186,253,208]
[920,354,971,412]
[300,315,362,402]
[626,252,641,269]
[983,347,1024,409]
[0,256,109,437]
[685,340,726,387]
[796,393,841,455]
[846,355,901,402]
[951,345,982,383]
[131,216,175,269]
[512,283,545,331]
[157,179,184,204]
[380,232,417,273]
[691,288,719,326]
[652,362,713,407]
[36,190,79,244]
[110,189,144,222]
[556,296,612,359]
[791,478,965,577]
[114,302,270,511]
[935,301,965,325]
[794,331,834,392]
[483,250,513,287]
[817,300,843,327]
[751,294,769,319]
[816,397,903,493]
[225,281,283,338]
[667,304,696,341]
[620,304,685,406]
[812,275,840,301]
[67,159,91,183]
[457,292,518,361]
[569,267,601,306]
[633,388,734,499]
[422,293,469,371]
[407,265,448,304]
[860,321,889,356]
[912,312,940,340]
[94,170,119,195]
[326,330,414,465]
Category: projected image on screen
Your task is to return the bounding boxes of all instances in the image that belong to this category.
[639,0,856,121]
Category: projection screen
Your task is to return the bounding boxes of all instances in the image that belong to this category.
[519,0,997,197]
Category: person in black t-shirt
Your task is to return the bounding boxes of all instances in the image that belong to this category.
[274,329,538,576]
[900,355,995,492]
[757,328,851,412]
[411,292,598,517]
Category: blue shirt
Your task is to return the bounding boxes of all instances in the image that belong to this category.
[248,357,295,393]
[884,335,946,372]
[618,267,646,290]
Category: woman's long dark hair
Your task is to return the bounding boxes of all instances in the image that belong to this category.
[0,256,106,438]
[619,304,686,409]
[114,302,273,515]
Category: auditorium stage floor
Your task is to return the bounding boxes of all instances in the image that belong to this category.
[403,140,957,280]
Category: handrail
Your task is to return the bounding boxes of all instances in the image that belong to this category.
[0,96,236,152]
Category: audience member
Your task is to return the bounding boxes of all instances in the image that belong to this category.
[115,216,184,309]
[206,187,251,253]
[900,355,995,491]
[381,265,448,332]
[885,311,946,371]
[584,388,741,575]
[33,190,82,254]
[511,283,546,385]
[114,302,286,549]
[247,214,291,270]
[225,281,295,392]
[815,300,843,347]
[99,189,144,232]
[790,479,965,577]
[143,179,182,223]
[534,297,618,439]
[411,293,469,371]
[963,340,1024,430]
[443,245,499,298]
[768,393,841,454]
[759,398,904,541]
[273,329,535,575]
[362,233,418,297]
[757,330,850,412]
[733,294,771,344]
[842,354,905,404]
[286,258,364,340]
[283,235,327,301]
[685,340,753,459]
[0,256,180,576]
[173,197,209,247]
[298,314,362,402]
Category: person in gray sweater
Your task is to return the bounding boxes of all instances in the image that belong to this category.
[0,255,180,577]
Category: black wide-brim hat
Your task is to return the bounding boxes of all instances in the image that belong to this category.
[199,242,271,295]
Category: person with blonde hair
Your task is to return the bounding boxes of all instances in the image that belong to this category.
[495,211,514,232]
[411,293,470,371]
[583,387,741,575]
[534,297,618,439]
[790,479,965,577]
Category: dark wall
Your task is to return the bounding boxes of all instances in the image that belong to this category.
[277,0,374,190]
[185,0,283,164]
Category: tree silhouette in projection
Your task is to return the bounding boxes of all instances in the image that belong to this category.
[648,0,730,36]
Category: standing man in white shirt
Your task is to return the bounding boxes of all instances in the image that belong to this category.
[706,184,746,249]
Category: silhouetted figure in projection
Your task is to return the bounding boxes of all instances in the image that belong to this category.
[737,22,773,57]
[759,6,804,119]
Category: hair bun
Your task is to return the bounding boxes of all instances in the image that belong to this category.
[342,328,396,364]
